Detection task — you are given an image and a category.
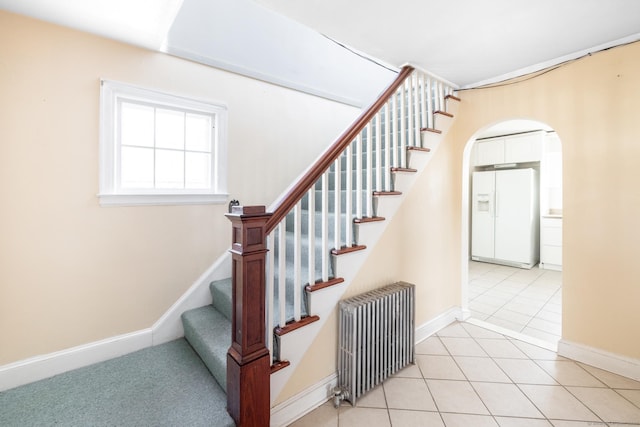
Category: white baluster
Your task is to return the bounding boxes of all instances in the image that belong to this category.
[266,233,274,365]
[345,143,353,246]
[356,134,363,219]
[400,83,407,167]
[307,188,315,288]
[406,78,413,147]
[413,73,420,144]
[426,76,433,130]
[293,201,301,321]
[392,93,399,169]
[420,73,427,136]
[366,122,373,218]
[334,156,342,251]
[384,102,391,192]
[321,172,329,282]
[278,222,286,327]
[375,113,382,192]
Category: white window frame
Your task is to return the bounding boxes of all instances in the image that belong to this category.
[99,80,228,206]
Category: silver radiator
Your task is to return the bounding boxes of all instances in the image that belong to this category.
[337,282,415,406]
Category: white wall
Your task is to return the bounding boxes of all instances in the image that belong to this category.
[166,0,398,107]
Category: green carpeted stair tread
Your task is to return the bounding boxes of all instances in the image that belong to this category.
[0,339,234,426]
[210,278,233,322]
[182,306,230,393]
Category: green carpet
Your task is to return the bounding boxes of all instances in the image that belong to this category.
[0,339,234,426]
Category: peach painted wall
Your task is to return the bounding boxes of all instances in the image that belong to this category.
[451,41,640,360]
[276,40,640,403]
[0,10,360,365]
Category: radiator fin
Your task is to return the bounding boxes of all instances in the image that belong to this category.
[338,282,415,405]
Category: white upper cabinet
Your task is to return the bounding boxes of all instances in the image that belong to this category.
[505,132,543,163]
[475,131,544,166]
[476,137,505,166]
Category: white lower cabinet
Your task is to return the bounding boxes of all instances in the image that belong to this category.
[540,216,562,270]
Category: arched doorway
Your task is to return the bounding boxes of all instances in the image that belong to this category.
[461,119,563,349]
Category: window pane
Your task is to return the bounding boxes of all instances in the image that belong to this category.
[121,146,154,188]
[185,152,211,189]
[156,149,184,188]
[186,113,212,152]
[156,109,184,150]
[121,102,154,147]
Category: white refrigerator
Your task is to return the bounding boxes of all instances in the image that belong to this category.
[471,168,539,269]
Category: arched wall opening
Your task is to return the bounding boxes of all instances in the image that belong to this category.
[460,118,563,348]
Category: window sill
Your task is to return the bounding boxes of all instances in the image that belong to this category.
[98,193,228,207]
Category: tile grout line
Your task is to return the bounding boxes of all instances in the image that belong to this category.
[470,265,532,324]
[460,322,555,424]
[415,341,448,427]
[529,357,609,424]
[612,388,640,411]
[437,325,500,424]
[293,315,638,427]
[469,262,562,345]
[521,284,562,334]
[381,378,392,427]
[472,271,525,323]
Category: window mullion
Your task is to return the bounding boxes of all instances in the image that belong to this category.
[116,99,122,191]
[211,118,216,191]
[153,107,157,189]
[183,111,187,189]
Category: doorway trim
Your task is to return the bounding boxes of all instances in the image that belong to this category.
[459,119,561,349]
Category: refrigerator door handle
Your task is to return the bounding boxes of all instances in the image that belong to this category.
[494,191,499,218]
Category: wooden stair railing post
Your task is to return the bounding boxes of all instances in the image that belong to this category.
[225,205,271,427]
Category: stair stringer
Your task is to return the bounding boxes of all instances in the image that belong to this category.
[151,251,231,345]
[270,105,458,405]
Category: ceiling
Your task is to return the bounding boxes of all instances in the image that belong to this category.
[255,0,640,88]
[2,0,639,104]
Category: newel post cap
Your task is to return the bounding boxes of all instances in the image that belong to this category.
[225,205,268,218]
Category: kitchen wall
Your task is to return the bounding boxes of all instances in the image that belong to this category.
[452,40,640,361]
[0,10,360,366]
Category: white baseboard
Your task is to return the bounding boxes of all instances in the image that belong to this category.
[0,329,152,392]
[270,373,337,427]
[415,306,463,344]
[558,339,640,382]
[0,250,232,392]
[465,318,557,352]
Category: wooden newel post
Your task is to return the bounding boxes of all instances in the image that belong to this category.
[225,205,271,427]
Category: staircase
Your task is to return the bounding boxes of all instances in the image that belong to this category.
[180,66,459,426]
[181,279,233,397]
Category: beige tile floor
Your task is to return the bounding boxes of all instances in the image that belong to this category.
[289,322,640,427]
[468,261,562,346]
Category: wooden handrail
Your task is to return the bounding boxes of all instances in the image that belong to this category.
[265,65,415,233]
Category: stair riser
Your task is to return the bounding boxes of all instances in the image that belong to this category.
[181,307,230,394]
[434,113,454,134]
[209,279,233,322]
